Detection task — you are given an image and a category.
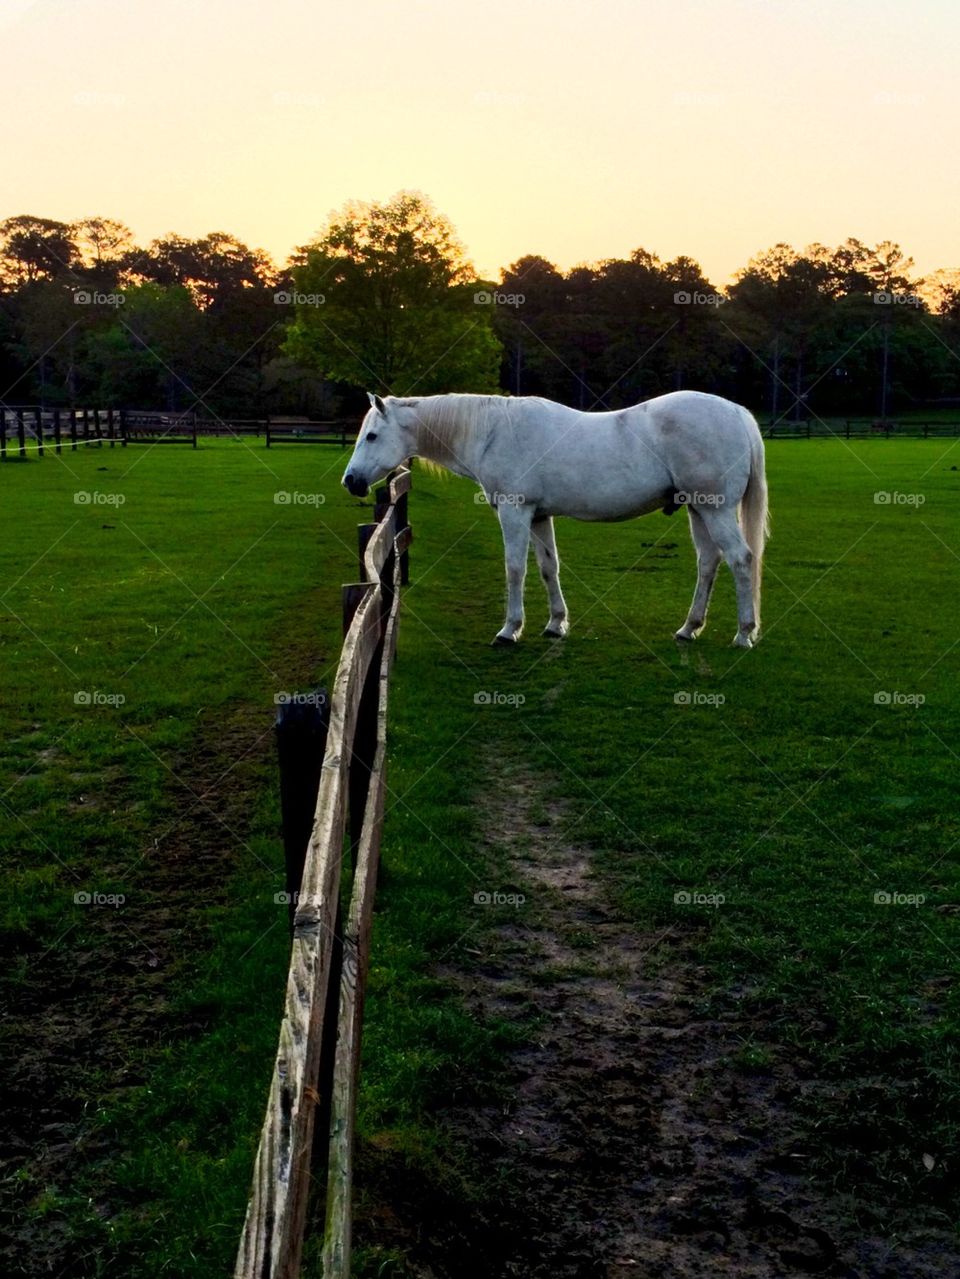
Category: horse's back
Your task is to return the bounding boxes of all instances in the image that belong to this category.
[486,392,759,519]
[641,390,757,436]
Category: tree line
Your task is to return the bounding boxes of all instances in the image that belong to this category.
[2,195,959,422]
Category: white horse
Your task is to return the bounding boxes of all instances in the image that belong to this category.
[343,390,769,648]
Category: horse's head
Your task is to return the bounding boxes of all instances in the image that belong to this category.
[342,393,413,497]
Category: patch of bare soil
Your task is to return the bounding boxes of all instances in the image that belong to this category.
[0,706,278,1278]
[357,758,959,1279]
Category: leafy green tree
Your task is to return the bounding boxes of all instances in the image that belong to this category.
[5,279,82,403]
[120,234,280,411]
[284,191,502,394]
[88,283,203,409]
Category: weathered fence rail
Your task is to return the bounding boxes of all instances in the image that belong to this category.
[236,466,411,1279]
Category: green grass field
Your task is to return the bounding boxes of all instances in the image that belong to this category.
[2,435,958,1275]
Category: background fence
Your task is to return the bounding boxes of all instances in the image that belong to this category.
[0,407,360,456]
[235,467,411,1279]
[5,404,960,461]
[759,417,960,438]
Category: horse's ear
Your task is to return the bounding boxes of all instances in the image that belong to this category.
[371,393,387,415]
[366,391,378,410]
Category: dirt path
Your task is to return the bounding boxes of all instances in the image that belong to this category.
[360,756,959,1279]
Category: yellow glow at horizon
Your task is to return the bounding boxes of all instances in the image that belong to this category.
[1,0,957,286]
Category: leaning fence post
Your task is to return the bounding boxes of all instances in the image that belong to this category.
[357,523,376,582]
[275,689,330,932]
[278,664,344,1190]
[396,486,410,586]
[341,578,381,837]
[373,484,389,524]
[275,668,350,1194]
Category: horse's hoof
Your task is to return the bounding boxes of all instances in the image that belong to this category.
[492,634,518,646]
[542,626,566,639]
[732,633,753,649]
[674,629,696,643]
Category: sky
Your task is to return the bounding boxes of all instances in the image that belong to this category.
[2,0,958,286]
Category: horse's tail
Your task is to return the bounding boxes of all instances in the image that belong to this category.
[740,415,770,635]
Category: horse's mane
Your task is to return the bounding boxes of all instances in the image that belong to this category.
[391,394,517,469]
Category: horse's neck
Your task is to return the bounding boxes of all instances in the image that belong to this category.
[412,401,490,480]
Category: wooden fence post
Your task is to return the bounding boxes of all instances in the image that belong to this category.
[348,656,381,863]
[357,524,377,583]
[34,408,43,457]
[373,484,389,524]
[275,690,330,932]
[0,411,6,460]
[16,409,26,458]
[342,583,372,635]
[54,408,62,454]
[396,486,410,585]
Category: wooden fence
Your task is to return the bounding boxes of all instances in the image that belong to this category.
[235,467,412,1279]
[0,407,359,455]
[761,417,960,439]
[0,406,125,456]
[7,403,960,459]
[266,418,357,446]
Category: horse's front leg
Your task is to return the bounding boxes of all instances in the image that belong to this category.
[493,501,534,644]
[531,515,569,637]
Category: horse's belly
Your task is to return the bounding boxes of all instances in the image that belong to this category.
[538,472,669,521]
[557,497,665,521]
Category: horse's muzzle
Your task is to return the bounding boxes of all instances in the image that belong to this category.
[343,472,369,498]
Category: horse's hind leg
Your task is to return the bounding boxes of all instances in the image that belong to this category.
[493,501,533,644]
[675,509,721,641]
[531,515,569,638]
[697,506,756,647]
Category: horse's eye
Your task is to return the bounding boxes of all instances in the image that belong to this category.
[366,432,378,442]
